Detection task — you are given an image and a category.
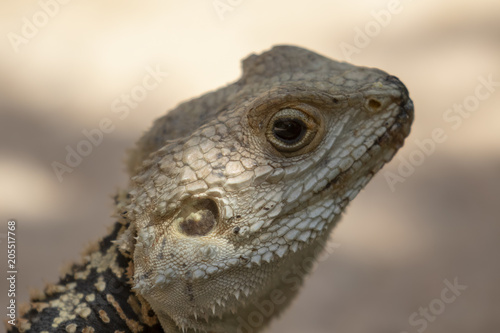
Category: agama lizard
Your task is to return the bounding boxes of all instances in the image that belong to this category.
[7,45,414,333]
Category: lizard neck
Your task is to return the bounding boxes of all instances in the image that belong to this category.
[144,221,338,333]
[13,206,164,332]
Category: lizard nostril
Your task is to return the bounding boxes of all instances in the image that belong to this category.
[178,198,219,236]
[367,98,382,111]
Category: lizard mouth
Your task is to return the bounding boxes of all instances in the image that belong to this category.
[365,75,414,157]
[320,87,414,197]
[370,97,414,156]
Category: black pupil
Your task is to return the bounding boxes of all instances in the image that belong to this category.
[273,118,306,144]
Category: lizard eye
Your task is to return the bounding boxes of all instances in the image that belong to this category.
[273,118,306,144]
[267,108,318,153]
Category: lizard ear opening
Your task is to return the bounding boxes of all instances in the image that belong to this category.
[177,198,219,237]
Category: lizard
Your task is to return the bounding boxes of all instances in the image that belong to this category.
[6,45,414,333]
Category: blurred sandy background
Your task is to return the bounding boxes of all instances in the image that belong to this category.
[1,0,499,332]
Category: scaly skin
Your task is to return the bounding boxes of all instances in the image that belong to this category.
[7,45,413,333]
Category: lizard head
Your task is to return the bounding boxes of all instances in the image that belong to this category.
[121,46,413,331]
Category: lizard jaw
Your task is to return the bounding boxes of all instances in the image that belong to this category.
[284,80,414,219]
[329,92,414,195]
